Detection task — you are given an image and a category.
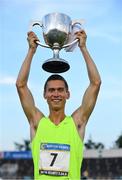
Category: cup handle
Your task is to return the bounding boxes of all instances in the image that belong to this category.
[28,21,50,48]
[62,39,78,48]
[29,20,42,31]
[72,19,85,26]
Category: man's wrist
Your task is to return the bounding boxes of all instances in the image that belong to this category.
[28,47,37,55]
[79,45,87,52]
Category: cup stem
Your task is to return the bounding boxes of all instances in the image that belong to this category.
[53,49,60,59]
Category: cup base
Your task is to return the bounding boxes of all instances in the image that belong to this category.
[42,58,70,73]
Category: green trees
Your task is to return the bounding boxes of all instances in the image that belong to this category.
[84,138,104,149]
[14,139,31,151]
[115,133,122,148]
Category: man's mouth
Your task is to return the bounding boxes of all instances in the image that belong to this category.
[52,99,61,102]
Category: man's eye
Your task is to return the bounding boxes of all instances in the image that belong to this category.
[58,88,64,92]
[49,88,55,92]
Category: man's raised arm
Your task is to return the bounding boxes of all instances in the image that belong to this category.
[16,32,44,128]
[72,30,101,139]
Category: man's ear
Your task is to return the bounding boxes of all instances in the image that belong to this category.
[66,91,70,99]
[43,91,47,99]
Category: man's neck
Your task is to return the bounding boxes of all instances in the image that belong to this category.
[49,110,66,125]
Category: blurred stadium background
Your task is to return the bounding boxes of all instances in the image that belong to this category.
[0,148,122,179]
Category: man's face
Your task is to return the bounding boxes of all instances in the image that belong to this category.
[44,80,70,111]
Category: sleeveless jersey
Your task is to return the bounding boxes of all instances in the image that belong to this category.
[31,116,84,180]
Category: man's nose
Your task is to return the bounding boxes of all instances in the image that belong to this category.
[53,90,59,96]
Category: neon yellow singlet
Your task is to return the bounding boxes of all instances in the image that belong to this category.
[31,116,84,180]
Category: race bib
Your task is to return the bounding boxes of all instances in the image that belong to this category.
[39,143,70,176]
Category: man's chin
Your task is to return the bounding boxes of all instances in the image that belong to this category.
[48,102,64,111]
[52,106,61,111]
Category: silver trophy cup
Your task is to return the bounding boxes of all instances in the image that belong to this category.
[30,12,83,73]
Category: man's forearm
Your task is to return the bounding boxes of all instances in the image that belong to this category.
[80,46,101,85]
[16,49,35,88]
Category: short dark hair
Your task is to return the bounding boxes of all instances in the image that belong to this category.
[44,74,69,92]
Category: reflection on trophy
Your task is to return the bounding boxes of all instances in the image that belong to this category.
[30,12,83,73]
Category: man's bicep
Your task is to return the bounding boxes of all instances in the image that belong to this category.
[17,86,41,123]
[72,84,100,140]
[81,84,100,120]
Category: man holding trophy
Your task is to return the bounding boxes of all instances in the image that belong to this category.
[16,13,101,180]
